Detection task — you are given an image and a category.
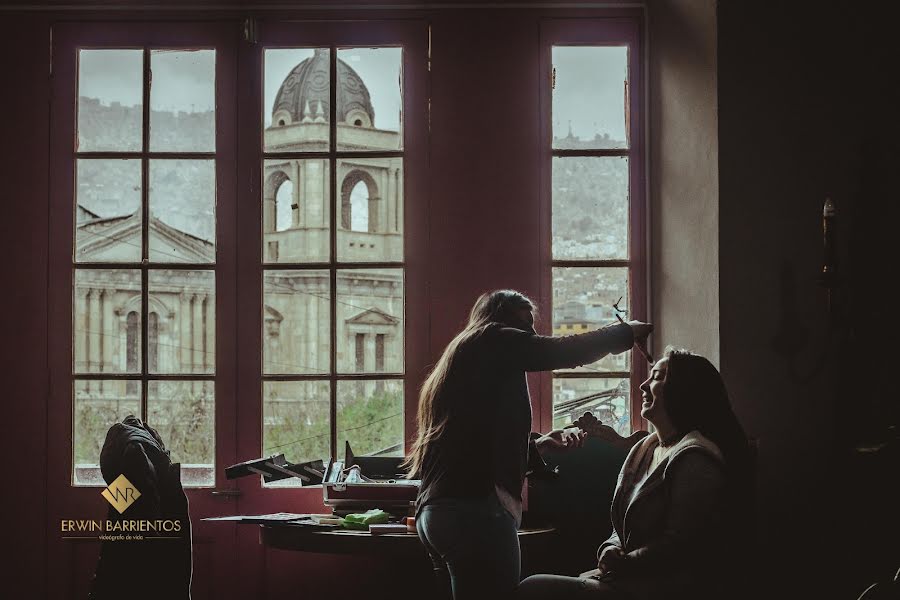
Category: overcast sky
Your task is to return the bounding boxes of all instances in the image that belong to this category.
[552,46,628,142]
[78,45,628,141]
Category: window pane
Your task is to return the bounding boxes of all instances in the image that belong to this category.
[337,379,403,457]
[552,267,629,373]
[148,380,215,487]
[150,49,216,152]
[553,377,630,436]
[336,47,402,151]
[337,158,403,262]
[552,46,628,150]
[263,270,330,375]
[73,379,141,486]
[148,269,215,374]
[552,156,628,260]
[263,380,331,487]
[78,49,142,152]
[337,269,403,374]
[265,48,329,152]
[74,269,141,374]
[149,159,216,263]
[263,159,330,263]
[76,159,142,263]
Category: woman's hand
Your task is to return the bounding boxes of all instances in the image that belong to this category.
[627,320,653,347]
[535,428,586,453]
[596,545,626,576]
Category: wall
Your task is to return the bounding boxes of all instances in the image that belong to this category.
[11,2,895,599]
[718,2,898,598]
[1,4,646,597]
[1,15,50,600]
[647,0,720,364]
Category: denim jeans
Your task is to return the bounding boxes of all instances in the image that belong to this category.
[417,492,520,600]
[517,574,632,600]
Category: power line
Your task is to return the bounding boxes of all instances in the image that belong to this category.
[263,410,402,453]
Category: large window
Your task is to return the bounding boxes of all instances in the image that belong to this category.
[71,48,219,486]
[544,21,647,435]
[259,45,406,481]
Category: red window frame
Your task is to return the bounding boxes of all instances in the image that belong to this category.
[233,19,429,505]
[538,17,649,434]
[47,20,240,599]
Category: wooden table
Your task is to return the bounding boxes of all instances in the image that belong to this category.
[260,524,557,558]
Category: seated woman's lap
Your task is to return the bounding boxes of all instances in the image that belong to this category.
[517,574,632,600]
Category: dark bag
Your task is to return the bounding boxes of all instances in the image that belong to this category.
[89,415,193,600]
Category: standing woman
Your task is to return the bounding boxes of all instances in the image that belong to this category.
[405,290,652,600]
[517,348,752,600]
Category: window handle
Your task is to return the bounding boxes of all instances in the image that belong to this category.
[211,488,242,498]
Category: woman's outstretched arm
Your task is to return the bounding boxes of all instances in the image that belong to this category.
[492,322,636,372]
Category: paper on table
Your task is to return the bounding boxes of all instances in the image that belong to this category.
[202,513,310,523]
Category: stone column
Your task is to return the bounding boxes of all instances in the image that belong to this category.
[368,195,381,233]
[365,331,376,372]
[102,289,115,372]
[192,294,203,372]
[380,168,389,232]
[88,288,101,372]
[394,168,401,233]
[322,278,331,373]
[97,290,106,374]
[263,176,276,233]
[75,289,88,373]
[292,160,302,227]
[305,287,316,373]
[179,292,191,372]
[385,167,395,234]
[204,294,215,372]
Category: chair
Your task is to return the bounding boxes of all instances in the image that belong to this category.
[524,420,647,576]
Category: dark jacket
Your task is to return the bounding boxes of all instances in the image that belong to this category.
[90,415,193,600]
[416,321,633,511]
[599,430,726,600]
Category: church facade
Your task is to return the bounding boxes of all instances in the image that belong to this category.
[74,49,404,477]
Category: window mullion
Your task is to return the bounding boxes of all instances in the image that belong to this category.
[328,44,338,461]
[140,47,151,423]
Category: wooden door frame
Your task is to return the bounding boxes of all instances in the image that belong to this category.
[47,20,240,599]
[537,14,649,435]
[233,17,430,514]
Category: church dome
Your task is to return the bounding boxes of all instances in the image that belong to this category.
[271,49,375,128]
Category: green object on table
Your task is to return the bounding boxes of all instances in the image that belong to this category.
[341,508,390,530]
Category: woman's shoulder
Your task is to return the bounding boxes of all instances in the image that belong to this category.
[667,430,725,469]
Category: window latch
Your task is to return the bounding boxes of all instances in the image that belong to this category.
[243,18,258,44]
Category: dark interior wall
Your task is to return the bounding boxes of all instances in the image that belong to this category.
[0,5,620,597]
[718,2,898,598]
[1,15,50,600]
[6,1,897,598]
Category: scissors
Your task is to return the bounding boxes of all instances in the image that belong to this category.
[612,296,654,365]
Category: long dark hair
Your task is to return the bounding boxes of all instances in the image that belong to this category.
[662,348,752,495]
[403,290,535,478]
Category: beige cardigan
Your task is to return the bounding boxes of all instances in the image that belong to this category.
[597,430,727,600]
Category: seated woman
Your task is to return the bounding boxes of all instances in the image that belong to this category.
[518,348,752,600]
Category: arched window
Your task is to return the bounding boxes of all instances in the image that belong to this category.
[275,178,294,232]
[349,181,369,232]
[340,170,377,233]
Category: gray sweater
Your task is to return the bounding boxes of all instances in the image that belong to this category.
[598,430,726,600]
